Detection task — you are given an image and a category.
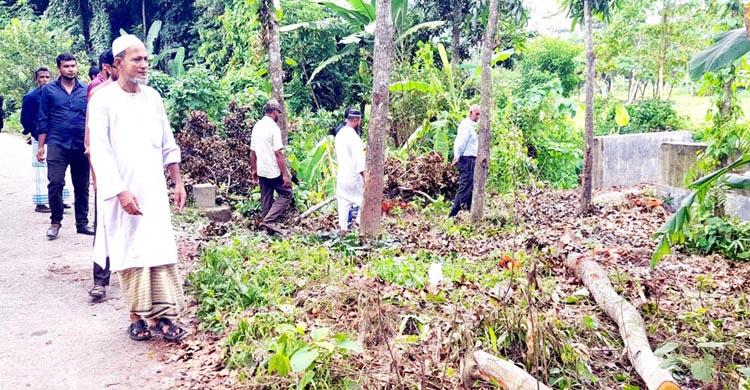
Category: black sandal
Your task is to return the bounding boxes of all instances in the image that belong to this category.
[149,318,187,342]
[128,320,152,341]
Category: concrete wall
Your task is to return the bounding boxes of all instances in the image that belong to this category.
[592,131,693,189]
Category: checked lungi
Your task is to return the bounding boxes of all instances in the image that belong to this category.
[32,140,70,205]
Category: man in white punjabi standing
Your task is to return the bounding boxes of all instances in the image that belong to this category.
[334,109,365,235]
[88,35,187,341]
[250,99,293,235]
[448,104,480,218]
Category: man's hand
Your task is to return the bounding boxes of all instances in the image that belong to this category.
[174,183,187,212]
[36,147,45,163]
[117,191,143,215]
[251,170,259,187]
[451,156,459,167]
[282,175,292,189]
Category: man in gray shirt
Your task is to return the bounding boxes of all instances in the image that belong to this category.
[449,105,480,218]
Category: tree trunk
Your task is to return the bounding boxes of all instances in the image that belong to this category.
[266,3,288,145]
[721,71,735,118]
[469,0,499,223]
[580,0,596,213]
[656,1,670,100]
[462,351,552,390]
[450,1,463,68]
[564,252,680,390]
[360,0,393,237]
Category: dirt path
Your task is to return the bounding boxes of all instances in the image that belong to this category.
[0,133,179,389]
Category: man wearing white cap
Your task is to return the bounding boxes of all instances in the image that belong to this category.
[88,34,188,342]
[334,109,365,235]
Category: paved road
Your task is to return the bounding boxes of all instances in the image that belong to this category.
[0,133,176,390]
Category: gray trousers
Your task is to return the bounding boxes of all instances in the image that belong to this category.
[259,175,292,223]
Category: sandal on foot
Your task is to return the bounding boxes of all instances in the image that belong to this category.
[128,320,152,341]
[149,318,187,342]
[89,285,105,298]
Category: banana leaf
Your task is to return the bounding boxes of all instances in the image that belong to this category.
[688,28,750,81]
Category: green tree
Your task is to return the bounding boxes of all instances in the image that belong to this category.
[520,37,583,98]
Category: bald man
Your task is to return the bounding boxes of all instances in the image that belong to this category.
[449,105,480,218]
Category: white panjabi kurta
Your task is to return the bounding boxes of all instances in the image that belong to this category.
[335,125,365,204]
[88,82,181,272]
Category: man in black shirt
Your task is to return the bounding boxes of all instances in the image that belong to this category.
[37,53,93,240]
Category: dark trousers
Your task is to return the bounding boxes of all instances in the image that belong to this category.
[47,144,90,226]
[92,191,110,286]
[449,156,475,218]
[259,175,293,223]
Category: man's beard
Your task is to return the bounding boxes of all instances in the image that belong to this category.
[61,74,76,82]
[130,76,148,85]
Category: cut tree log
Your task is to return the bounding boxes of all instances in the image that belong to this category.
[564,251,680,390]
[299,196,335,219]
[461,351,551,390]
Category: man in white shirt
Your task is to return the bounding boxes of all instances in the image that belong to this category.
[334,109,365,234]
[449,105,480,218]
[250,99,292,234]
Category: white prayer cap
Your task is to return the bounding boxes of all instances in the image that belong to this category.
[112,34,144,57]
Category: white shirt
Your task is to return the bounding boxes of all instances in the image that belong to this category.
[453,117,478,158]
[335,125,366,204]
[250,116,283,178]
[88,83,181,271]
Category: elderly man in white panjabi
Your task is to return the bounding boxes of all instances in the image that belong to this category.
[334,109,365,235]
[88,34,188,342]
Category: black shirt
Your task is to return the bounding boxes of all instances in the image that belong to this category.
[37,78,87,150]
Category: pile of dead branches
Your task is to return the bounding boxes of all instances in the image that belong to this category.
[385,152,458,200]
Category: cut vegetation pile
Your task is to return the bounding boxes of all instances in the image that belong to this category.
[159,187,750,389]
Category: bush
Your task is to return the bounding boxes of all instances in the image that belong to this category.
[164,67,229,130]
[595,98,685,135]
[520,37,583,98]
[687,215,750,261]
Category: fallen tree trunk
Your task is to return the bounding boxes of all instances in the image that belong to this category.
[462,351,551,390]
[565,252,680,390]
[299,196,335,219]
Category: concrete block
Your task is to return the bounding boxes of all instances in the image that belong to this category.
[727,190,750,221]
[592,131,693,189]
[193,183,216,208]
[203,205,232,223]
[657,142,706,188]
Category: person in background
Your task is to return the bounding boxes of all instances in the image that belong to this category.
[89,34,188,341]
[37,53,92,239]
[250,99,293,235]
[88,65,101,82]
[334,109,365,235]
[87,51,112,99]
[448,104,480,218]
[85,48,118,300]
[0,94,4,133]
[21,67,72,213]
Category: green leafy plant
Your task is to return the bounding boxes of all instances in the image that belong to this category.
[687,214,750,260]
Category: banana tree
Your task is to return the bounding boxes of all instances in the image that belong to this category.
[651,154,750,268]
[297,0,444,84]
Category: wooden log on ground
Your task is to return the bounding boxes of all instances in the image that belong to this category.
[461,351,551,390]
[565,252,680,390]
[299,196,335,219]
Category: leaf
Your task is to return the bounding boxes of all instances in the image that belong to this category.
[697,341,730,349]
[654,341,681,357]
[689,28,750,81]
[395,21,445,43]
[492,49,515,66]
[145,20,162,55]
[290,346,319,373]
[268,353,291,376]
[307,45,357,85]
[690,354,715,382]
[389,80,434,93]
[279,19,335,32]
[310,327,331,342]
[315,1,368,26]
[615,104,630,127]
[285,58,298,67]
[335,338,364,354]
[651,235,672,269]
[437,43,451,77]
[346,0,376,24]
[724,173,750,189]
[583,316,597,329]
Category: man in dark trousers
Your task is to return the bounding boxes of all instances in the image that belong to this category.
[250,99,293,235]
[37,52,93,239]
[449,105,480,218]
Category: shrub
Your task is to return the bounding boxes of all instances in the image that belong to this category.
[165,67,229,130]
[520,37,583,98]
[687,215,750,261]
[595,98,685,135]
